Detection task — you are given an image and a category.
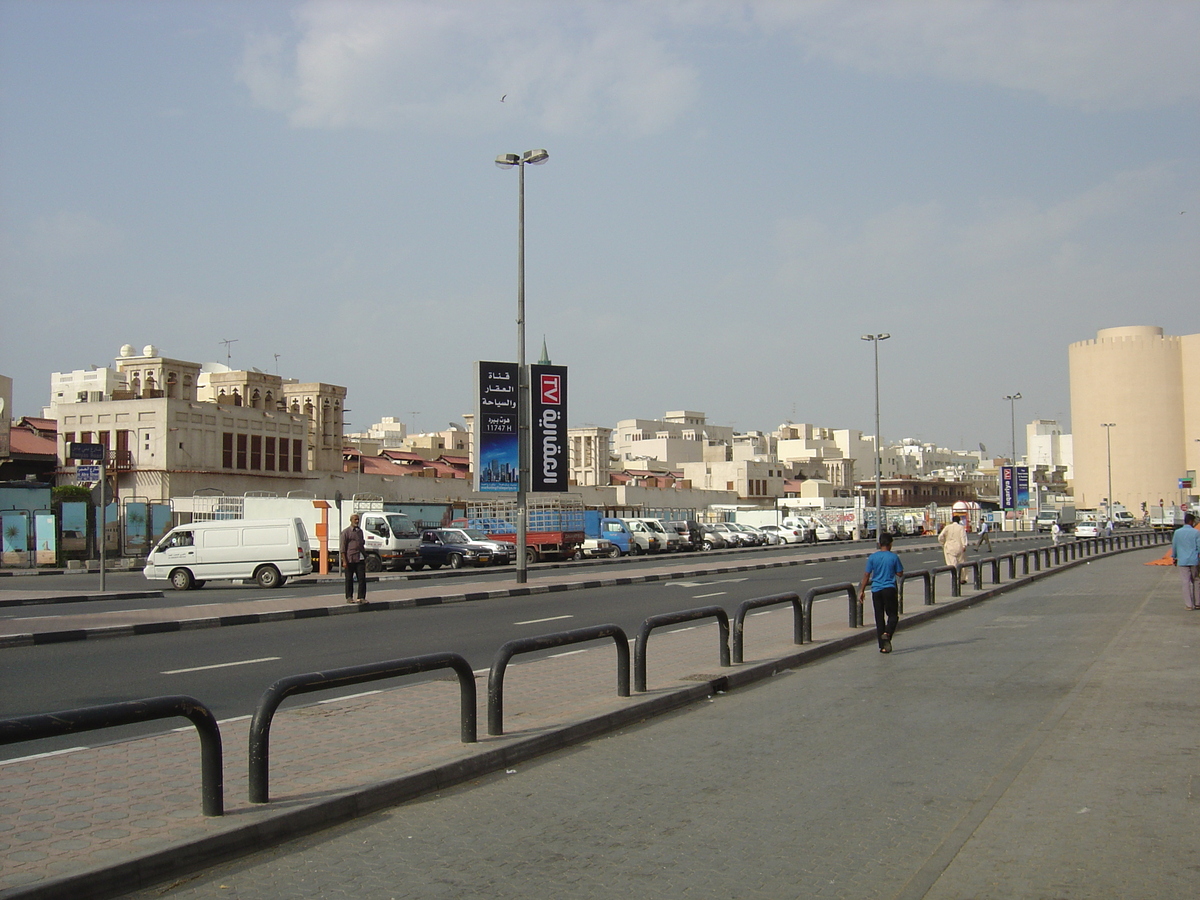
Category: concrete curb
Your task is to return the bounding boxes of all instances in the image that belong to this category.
[1,539,1164,900]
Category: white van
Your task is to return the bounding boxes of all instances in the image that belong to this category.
[144,518,313,591]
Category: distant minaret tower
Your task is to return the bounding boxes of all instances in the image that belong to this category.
[538,336,551,365]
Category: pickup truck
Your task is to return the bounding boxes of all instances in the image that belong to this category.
[416,528,513,570]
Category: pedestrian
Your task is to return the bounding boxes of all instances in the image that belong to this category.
[1051,521,1062,546]
[938,515,968,567]
[976,518,993,553]
[858,531,904,653]
[340,513,368,603]
[1170,512,1200,610]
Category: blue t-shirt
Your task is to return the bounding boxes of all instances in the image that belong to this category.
[1173,525,1200,567]
[864,549,904,591]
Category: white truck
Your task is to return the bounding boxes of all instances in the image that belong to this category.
[182,493,421,572]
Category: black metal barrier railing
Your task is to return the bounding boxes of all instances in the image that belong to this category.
[794,582,859,643]
[0,696,223,816]
[729,593,801,664]
[635,607,730,692]
[489,625,629,735]
[249,652,475,804]
[931,565,961,598]
[900,569,934,606]
[957,560,983,591]
[999,553,1016,580]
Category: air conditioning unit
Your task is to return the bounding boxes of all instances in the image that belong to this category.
[89,392,104,402]
[78,391,90,402]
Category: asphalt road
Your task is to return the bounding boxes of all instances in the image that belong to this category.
[0,535,1054,760]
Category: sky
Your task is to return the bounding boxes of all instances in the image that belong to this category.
[1,0,1197,458]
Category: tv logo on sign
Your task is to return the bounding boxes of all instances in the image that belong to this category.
[539,374,561,405]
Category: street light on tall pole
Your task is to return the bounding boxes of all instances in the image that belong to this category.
[861,333,890,541]
[1101,423,1116,518]
[1002,393,1022,465]
[495,149,549,584]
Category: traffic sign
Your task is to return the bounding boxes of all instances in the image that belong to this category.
[77,465,101,482]
[69,442,105,461]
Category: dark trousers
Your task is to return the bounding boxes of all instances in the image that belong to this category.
[871,586,898,648]
[344,559,367,600]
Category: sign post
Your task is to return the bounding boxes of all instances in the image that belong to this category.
[70,443,107,592]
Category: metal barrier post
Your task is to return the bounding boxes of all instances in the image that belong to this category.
[249,652,476,804]
[0,696,223,816]
[489,625,629,735]
[900,570,934,606]
[732,593,801,664]
[635,607,730,691]
[797,583,859,643]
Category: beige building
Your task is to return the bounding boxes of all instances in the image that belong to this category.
[1069,325,1199,512]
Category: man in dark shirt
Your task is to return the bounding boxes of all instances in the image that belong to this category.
[340,513,367,602]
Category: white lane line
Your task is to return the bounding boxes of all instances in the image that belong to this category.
[801,577,822,582]
[693,591,727,599]
[667,626,698,634]
[162,656,281,675]
[548,649,589,658]
[750,610,776,617]
[319,690,383,704]
[667,578,749,588]
[514,615,574,626]
[1,747,88,766]
[172,714,254,733]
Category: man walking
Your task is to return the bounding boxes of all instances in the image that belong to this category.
[859,532,904,653]
[938,515,968,567]
[341,513,368,603]
[976,519,993,553]
[1171,513,1200,610]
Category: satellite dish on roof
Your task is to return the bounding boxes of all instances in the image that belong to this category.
[979,443,987,454]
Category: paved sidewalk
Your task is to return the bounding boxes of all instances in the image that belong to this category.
[0,539,1181,899]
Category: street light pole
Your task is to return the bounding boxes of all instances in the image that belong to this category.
[496,149,549,584]
[1101,423,1116,518]
[1003,393,1022,466]
[861,333,890,542]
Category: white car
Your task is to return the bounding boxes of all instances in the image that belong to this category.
[742,524,779,545]
[1075,521,1100,538]
[759,524,804,544]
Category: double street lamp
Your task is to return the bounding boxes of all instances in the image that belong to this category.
[495,149,549,584]
[861,333,890,541]
[1002,393,1022,466]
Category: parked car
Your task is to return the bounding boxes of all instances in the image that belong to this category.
[628,517,683,552]
[739,524,775,545]
[698,524,729,550]
[417,528,512,569]
[709,522,744,546]
[759,524,804,544]
[666,520,703,551]
[573,538,617,559]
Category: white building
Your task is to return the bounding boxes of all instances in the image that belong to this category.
[613,411,733,467]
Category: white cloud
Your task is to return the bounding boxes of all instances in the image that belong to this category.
[239,0,698,134]
[747,0,1200,111]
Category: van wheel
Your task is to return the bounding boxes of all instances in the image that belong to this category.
[447,553,464,569]
[573,548,585,561]
[629,543,642,556]
[169,568,194,591]
[365,554,383,573]
[255,565,283,589]
[607,546,621,558]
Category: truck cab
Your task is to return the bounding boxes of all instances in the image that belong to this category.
[358,512,421,571]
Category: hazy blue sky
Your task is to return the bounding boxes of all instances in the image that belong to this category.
[2,0,1196,457]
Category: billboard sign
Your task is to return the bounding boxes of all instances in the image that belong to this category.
[530,364,568,492]
[1001,466,1031,510]
[476,362,519,492]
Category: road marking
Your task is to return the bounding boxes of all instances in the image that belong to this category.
[667,578,749,588]
[319,690,383,704]
[162,656,281,675]
[801,576,822,582]
[172,714,253,733]
[1,747,88,766]
[750,610,776,617]
[667,626,698,634]
[693,591,727,598]
[548,649,589,658]
[514,615,574,626]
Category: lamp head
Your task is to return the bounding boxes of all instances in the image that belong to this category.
[523,148,549,165]
[495,153,520,169]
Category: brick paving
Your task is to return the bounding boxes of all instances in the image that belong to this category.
[1,536,1186,899]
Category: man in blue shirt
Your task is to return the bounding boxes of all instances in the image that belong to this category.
[858,532,904,653]
[1171,513,1200,610]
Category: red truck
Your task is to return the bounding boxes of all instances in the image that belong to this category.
[456,498,585,565]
